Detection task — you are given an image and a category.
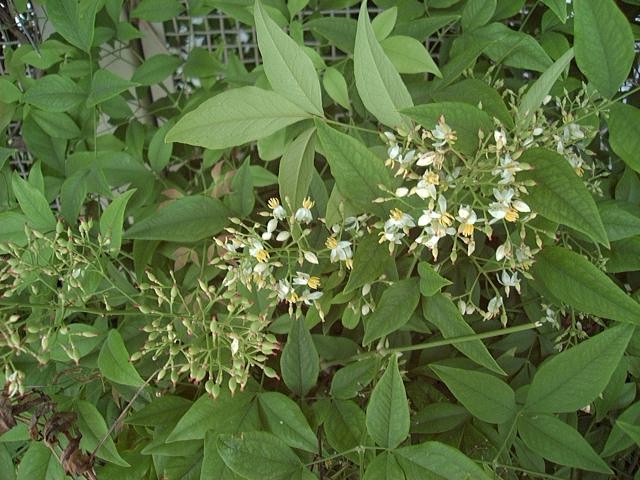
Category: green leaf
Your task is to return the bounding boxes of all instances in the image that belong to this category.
[608,103,640,173]
[344,233,391,293]
[354,1,413,127]
[519,148,608,246]
[254,0,323,115]
[366,355,410,448]
[542,0,567,22]
[77,400,130,467]
[363,278,420,345]
[44,0,98,52]
[381,35,441,76]
[167,87,310,150]
[30,109,80,139]
[228,158,255,216]
[0,445,15,480]
[16,442,64,480]
[60,169,90,224]
[149,122,174,172]
[403,102,492,155]
[602,402,640,457]
[87,69,135,107]
[0,212,27,246]
[278,128,316,209]
[423,294,505,375]
[518,414,611,474]
[574,0,634,97]
[132,54,182,85]
[431,78,513,128]
[98,329,144,387]
[131,0,183,21]
[0,78,22,103]
[258,392,318,453]
[417,262,451,297]
[431,365,516,424]
[323,67,350,110]
[100,189,136,255]
[307,17,356,54]
[325,400,367,455]
[617,421,640,447]
[411,403,470,434]
[363,452,404,480]
[519,48,573,124]
[330,357,380,400]
[124,196,229,242]
[607,237,640,273]
[217,432,303,480]
[167,389,259,442]
[202,432,243,480]
[11,173,56,232]
[371,7,397,41]
[280,317,319,397]
[315,121,396,214]
[525,323,634,413]
[461,0,496,30]
[394,441,492,480]
[126,395,193,427]
[531,246,640,324]
[24,74,84,112]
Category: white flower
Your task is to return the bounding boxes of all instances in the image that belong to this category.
[492,155,525,185]
[276,280,298,303]
[388,144,400,159]
[293,272,321,289]
[303,251,319,264]
[267,197,287,220]
[498,270,521,297]
[248,240,269,263]
[382,209,415,245]
[416,151,437,167]
[294,197,315,224]
[484,295,503,320]
[456,205,477,237]
[230,336,240,356]
[488,189,530,223]
[261,218,278,240]
[300,290,323,305]
[494,130,507,150]
[326,236,353,263]
[430,116,456,148]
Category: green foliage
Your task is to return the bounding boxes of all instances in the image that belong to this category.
[1,0,639,477]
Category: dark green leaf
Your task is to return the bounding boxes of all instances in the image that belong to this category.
[417,262,451,297]
[608,103,640,173]
[131,0,183,21]
[77,400,129,467]
[278,128,316,209]
[525,323,634,413]
[363,452,404,480]
[531,246,640,324]
[258,392,318,453]
[44,0,98,52]
[100,189,136,255]
[330,357,380,400]
[132,54,182,85]
[11,173,56,232]
[24,74,84,113]
[98,329,144,387]
[518,414,611,473]
[16,442,64,480]
[124,196,229,242]
[363,278,420,345]
[87,69,135,106]
[366,355,410,448]
[280,317,319,397]
[431,365,516,424]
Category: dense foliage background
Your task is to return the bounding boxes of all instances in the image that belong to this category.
[0,0,639,478]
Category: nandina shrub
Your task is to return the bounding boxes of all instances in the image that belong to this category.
[0,0,639,478]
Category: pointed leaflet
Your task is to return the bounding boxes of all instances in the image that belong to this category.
[381,35,441,76]
[574,0,634,98]
[363,278,420,345]
[431,365,516,424]
[315,120,396,215]
[519,48,573,125]
[417,262,451,297]
[531,246,640,325]
[366,355,410,449]
[100,189,136,255]
[323,67,350,110]
[608,103,640,173]
[44,0,98,52]
[280,317,319,397]
[525,323,634,413]
[11,173,56,232]
[98,330,144,387]
[519,148,608,246]
[76,400,130,467]
[217,431,304,480]
[254,0,323,115]
[324,399,367,455]
[166,87,310,150]
[24,74,84,113]
[423,294,505,375]
[87,69,136,107]
[278,128,316,209]
[124,196,229,242]
[518,414,611,474]
[394,441,492,480]
[330,357,379,400]
[354,1,413,127]
[257,392,318,453]
[363,452,404,480]
[16,442,64,480]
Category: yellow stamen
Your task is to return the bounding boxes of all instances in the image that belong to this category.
[345,259,353,270]
[459,223,474,237]
[286,291,299,303]
[505,208,519,222]
[267,198,280,210]
[325,236,338,249]
[390,208,404,221]
[307,276,321,289]
[255,249,270,263]
[302,197,315,209]
[441,212,454,227]
[425,171,440,185]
